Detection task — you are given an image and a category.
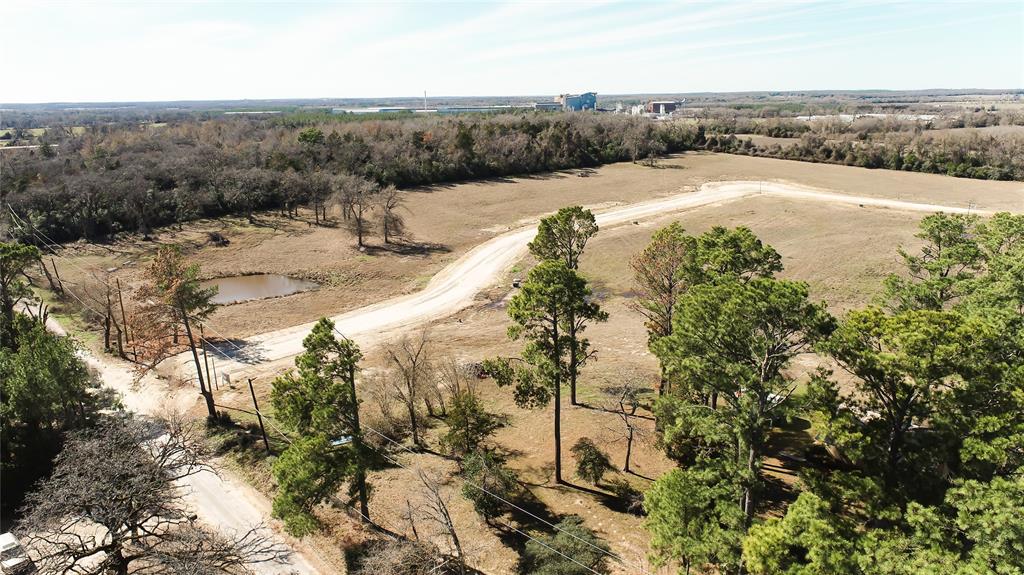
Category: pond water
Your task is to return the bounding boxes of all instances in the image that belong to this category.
[201,274,319,305]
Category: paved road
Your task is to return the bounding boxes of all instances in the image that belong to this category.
[192,179,995,377]
[42,317,321,575]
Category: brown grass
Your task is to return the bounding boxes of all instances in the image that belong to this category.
[48,153,1023,575]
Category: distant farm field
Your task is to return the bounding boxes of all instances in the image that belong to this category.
[925,124,1024,138]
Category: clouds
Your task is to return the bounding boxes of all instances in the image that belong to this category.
[1,0,1020,103]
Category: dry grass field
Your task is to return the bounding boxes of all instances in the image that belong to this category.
[53,152,1022,340]
[184,154,1019,574]
[49,152,1021,574]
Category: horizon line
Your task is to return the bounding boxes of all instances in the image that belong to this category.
[5,87,1023,108]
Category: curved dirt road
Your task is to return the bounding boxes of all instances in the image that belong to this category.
[142,178,1011,574]
[202,179,996,375]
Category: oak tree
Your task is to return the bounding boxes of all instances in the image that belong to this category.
[18,417,285,575]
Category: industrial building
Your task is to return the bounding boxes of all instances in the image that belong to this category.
[533,101,563,112]
[645,100,684,114]
[556,92,597,111]
[332,92,599,115]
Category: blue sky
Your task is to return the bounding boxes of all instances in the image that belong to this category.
[2,1,1021,103]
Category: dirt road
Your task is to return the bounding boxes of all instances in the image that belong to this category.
[196,179,1001,377]
[41,317,323,575]
[52,178,1012,575]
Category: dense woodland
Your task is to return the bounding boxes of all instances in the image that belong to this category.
[2,113,695,243]
[4,104,1021,245]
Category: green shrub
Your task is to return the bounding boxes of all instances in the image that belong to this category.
[440,391,500,458]
[519,515,610,575]
[461,450,519,521]
[571,437,613,485]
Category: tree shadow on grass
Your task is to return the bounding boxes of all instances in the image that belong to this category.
[545,477,648,518]
[493,483,563,554]
[574,400,655,422]
[362,239,451,257]
[207,338,268,365]
[245,216,286,230]
[625,468,656,482]
[761,473,799,510]
[643,161,686,170]
[404,170,576,195]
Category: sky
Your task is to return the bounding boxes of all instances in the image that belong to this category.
[1,0,1022,103]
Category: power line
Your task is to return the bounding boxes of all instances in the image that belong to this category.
[9,207,644,573]
[353,416,644,573]
[366,436,607,575]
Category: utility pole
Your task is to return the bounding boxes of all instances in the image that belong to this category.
[51,257,64,294]
[248,378,271,454]
[200,324,212,390]
[115,278,135,360]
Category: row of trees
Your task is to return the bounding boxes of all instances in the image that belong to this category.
[4,112,699,243]
[700,109,1024,140]
[634,211,1023,574]
[701,123,1023,180]
[1,242,109,517]
[2,242,284,574]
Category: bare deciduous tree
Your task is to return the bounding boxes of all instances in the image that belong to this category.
[78,270,126,358]
[332,174,378,248]
[350,538,453,575]
[378,185,405,244]
[603,377,651,474]
[412,470,466,575]
[385,331,434,447]
[17,416,288,575]
[435,355,475,409]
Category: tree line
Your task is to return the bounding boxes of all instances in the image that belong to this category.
[698,115,1023,180]
[2,112,699,243]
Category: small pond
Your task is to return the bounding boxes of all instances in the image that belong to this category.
[201,274,319,305]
